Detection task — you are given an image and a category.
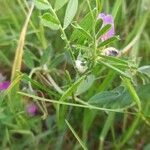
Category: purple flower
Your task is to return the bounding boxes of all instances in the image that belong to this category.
[26,103,38,116]
[0,81,10,91]
[98,13,115,41]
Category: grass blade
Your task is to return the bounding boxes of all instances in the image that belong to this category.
[11,3,34,82]
[65,119,88,150]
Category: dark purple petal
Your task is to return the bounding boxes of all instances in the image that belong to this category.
[97,13,115,41]
[26,103,38,116]
[0,81,10,90]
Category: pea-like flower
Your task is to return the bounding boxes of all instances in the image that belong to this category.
[0,81,10,90]
[98,13,115,41]
[0,73,10,91]
[26,103,38,116]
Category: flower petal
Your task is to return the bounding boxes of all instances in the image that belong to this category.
[97,13,115,41]
[0,81,10,90]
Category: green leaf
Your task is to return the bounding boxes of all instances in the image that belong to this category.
[76,74,95,95]
[98,60,131,78]
[98,36,119,48]
[122,77,141,111]
[24,50,35,69]
[89,88,124,105]
[88,86,132,108]
[63,0,78,29]
[40,13,59,30]
[95,19,103,34]
[96,24,111,39]
[49,53,65,68]
[34,0,49,10]
[137,84,150,101]
[138,65,150,77]
[89,84,150,108]
[112,0,122,19]
[0,50,11,66]
[54,0,69,11]
[40,45,53,65]
[144,143,150,150]
[60,76,85,101]
[22,74,58,97]
[72,24,93,41]
[99,54,129,65]
[71,9,96,43]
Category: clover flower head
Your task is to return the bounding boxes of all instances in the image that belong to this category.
[98,13,115,41]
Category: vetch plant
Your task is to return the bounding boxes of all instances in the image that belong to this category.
[0,0,150,149]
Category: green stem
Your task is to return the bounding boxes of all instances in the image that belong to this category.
[86,0,97,65]
[48,3,76,68]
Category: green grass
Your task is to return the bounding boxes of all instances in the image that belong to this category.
[0,0,150,149]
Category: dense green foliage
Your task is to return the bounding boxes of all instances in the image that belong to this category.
[0,0,150,149]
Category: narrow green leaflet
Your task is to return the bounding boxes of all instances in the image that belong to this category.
[96,24,111,39]
[98,60,131,78]
[98,36,119,48]
[54,0,69,11]
[89,88,124,106]
[112,0,122,19]
[71,9,96,43]
[22,74,58,97]
[122,77,141,111]
[49,53,65,69]
[89,84,150,108]
[88,85,148,108]
[34,0,49,10]
[63,0,78,29]
[138,65,150,77]
[40,45,53,65]
[76,74,95,95]
[60,76,85,101]
[72,24,93,41]
[40,13,59,30]
[99,54,129,65]
[24,50,35,69]
[0,50,11,66]
[95,19,103,33]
